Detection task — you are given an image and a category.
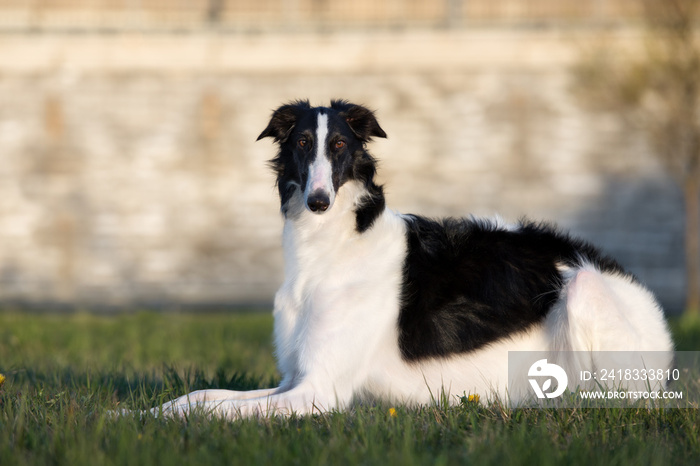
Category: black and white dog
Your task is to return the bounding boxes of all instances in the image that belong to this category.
[155,100,672,417]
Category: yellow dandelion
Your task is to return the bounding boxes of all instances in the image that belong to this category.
[0,373,5,388]
[388,407,397,417]
[467,394,480,403]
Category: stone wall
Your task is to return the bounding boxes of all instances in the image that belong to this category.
[0,29,687,312]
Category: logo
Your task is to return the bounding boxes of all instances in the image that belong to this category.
[528,359,568,399]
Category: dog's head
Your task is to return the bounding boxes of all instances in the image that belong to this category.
[257,100,386,218]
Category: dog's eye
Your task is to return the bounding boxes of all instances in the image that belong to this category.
[298,139,307,148]
[335,140,346,150]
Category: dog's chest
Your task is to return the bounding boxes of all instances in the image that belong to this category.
[273,210,408,382]
[277,210,407,323]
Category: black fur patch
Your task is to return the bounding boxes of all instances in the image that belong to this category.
[398,216,626,361]
[351,149,385,233]
[331,99,387,141]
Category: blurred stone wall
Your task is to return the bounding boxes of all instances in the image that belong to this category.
[0,30,686,312]
[0,0,643,32]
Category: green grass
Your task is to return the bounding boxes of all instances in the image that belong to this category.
[1,311,699,465]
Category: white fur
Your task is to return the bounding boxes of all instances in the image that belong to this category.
[303,113,335,210]
[151,179,673,419]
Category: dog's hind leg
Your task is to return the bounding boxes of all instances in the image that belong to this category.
[557,266,673,390]
[564,267,672,352]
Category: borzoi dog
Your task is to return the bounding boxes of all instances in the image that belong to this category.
[153,99,673,418]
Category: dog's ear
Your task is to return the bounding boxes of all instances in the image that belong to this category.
[257,100,310,142]
[331,100,387,142]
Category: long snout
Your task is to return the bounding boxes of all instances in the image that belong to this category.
[303,111,336,214]
[304,156,335,214]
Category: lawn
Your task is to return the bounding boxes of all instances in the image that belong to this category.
[1,311,699,465]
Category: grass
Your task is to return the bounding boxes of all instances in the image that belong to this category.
[1,311,699,465]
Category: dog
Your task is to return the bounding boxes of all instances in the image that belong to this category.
[152,99,673,418]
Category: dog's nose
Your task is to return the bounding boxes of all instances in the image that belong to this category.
[307,191,330,213]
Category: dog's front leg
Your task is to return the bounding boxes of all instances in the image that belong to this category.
[162,380,340,419]
[157,319,365,419]
[151,387,281,416]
